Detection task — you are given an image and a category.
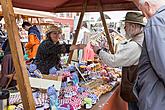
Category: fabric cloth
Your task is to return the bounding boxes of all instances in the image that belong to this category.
[99,32,144,67]
[26,26,41,59]
[128,101,139,110]
[77,27,90,44]
[134,5,165,110]
[83,43,95,61]
[35,39,71,74]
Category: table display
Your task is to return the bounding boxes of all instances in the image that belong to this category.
[8,59,123,110]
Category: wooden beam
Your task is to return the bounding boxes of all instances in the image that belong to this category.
[32,22,54,26]
[36,18,40,26]
[97,0,114,54]
[67,0,88,64]
[54,2,137,13]
[30,17,33,24]
[0,0,35,110]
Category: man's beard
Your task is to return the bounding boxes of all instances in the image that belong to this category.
[125,27,136,40]
[125,32,132,40]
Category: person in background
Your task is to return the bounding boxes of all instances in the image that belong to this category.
[77,21,90,62]
[91,12,145,110]
[0,37,25,88]
[132,0,165,110]
[117,27,121,33]
[35,25,86,74]
[22,21,41,61]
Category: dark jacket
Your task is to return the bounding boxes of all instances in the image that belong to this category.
[2,39,25,55]
[2,39,10,55]
[35,39,71,74]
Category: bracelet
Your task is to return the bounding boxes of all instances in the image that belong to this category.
[96,49,101,55]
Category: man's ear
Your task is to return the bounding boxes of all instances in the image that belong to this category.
[144,1,150,12]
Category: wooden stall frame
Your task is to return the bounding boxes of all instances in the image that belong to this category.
[97,0,114,54]
[0,0,35,109]
[67,0,114,64]
[67,0,88,64]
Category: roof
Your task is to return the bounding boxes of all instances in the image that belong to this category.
[9,0,137,12]
[0,6,56,18]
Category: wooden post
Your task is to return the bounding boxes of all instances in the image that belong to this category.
[30,17,33,24]
[97,0,114,54]
[67,0,88,64]
[0,0,35,110]
[37,17,41,26]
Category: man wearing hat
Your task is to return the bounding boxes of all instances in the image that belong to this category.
[91,12,145,110]
[35,25,86,74]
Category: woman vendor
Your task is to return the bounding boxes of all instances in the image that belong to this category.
[35,26,85,74]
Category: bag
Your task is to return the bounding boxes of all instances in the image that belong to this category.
[120,65,138,102]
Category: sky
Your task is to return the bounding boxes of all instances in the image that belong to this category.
[84,11,128,22]
[84,11,141,22]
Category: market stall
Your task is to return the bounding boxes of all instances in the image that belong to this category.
[8,58,122,110]
[0,0,137,110]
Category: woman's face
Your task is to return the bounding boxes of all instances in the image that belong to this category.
[50,31,61,43]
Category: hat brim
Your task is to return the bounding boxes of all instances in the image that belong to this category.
[122,20,145,26]
[46,30,62,35]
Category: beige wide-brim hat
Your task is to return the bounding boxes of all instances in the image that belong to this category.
[122,12,145,26]
[46,25,62,35]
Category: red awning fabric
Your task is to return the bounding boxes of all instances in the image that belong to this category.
[7,0,137,12]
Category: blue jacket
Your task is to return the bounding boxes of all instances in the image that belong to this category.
[28,25,41,40]
[134,5,165,110]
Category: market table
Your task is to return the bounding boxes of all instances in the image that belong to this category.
[82,85,128,110]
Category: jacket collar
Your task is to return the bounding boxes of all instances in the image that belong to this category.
[131,32,144,47]
[156,5,165,14]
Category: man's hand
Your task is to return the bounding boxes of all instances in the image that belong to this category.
[91,43,101,53]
